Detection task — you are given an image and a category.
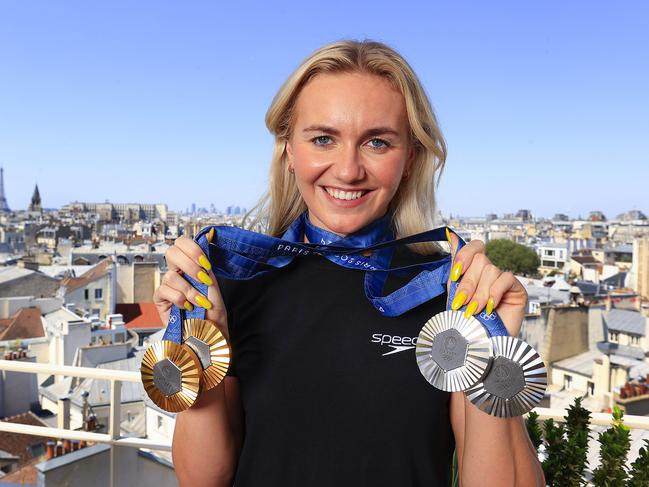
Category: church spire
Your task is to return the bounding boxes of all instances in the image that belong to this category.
[28,183,42,212]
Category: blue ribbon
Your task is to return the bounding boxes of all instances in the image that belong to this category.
[162,212,509,343]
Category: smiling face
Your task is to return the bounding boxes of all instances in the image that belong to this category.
[286,72,413,236]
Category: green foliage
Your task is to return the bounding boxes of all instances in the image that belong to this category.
[627,439,649,487]
[591,407,630,487]
[553,397,591,487]
[525,411,543,451]
[542,418,566,485]
[485,239,540,276]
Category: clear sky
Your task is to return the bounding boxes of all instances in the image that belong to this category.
[1,0,647,218]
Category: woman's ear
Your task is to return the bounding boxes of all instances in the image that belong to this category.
[285,140,293,161]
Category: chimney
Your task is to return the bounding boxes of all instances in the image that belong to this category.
[605,294,612,311]
[57,398,70,430]
[63,439,72,454]
[46,441,56,459]
[55,443,64,457]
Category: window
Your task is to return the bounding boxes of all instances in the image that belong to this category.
[95,288,103,299]
[157,415,164,430]
[563,374,573,391]
[84,289,89,300]
[587,381,595,396]
[545,249,555,257]
[610,332,619,342]
[30,443,45,457]
[631,335,640,345]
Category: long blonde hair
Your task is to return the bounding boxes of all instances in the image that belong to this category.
[246,39,447,254]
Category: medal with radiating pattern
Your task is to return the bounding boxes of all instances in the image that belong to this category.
[141,315,230,412]
[182,318,230,390]
[465,336,547,417]
[416,310,492,392]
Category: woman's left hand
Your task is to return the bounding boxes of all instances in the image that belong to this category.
[445,230,528,336]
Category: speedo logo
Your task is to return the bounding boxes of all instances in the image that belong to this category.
[371,333,418,356]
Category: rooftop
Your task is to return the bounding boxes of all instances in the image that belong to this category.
[115,303,163,329]
[604,308,647,336]
[0,307,44,341]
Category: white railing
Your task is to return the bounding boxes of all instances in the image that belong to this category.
[0,359,171,487]
[2,360,649,487]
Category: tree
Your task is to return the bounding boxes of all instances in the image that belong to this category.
[542,418,566,485]
[592,407,630,486]
[485,239,540,276]
[628,439,649,486]
[554,397,591,486]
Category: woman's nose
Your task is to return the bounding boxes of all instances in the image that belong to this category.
[332,145,365,182]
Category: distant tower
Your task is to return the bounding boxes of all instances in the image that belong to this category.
[0,167,10,212]
[28,184,42,212]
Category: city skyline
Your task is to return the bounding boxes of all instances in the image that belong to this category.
[1,1,648,217]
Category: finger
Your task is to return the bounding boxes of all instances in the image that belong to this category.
[448,237,486,284]
[175,234,213,272]
[489,271,518,309]
[166,244,214,288]
[450,252,490,312]
[156,283,192,313]
[468,263,502,316]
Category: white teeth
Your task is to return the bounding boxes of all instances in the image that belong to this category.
[325,187,364,201]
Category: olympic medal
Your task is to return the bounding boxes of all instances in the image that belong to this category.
[465,336,547,418]
[416,310,493,392]
[182,318,231,390]
[141,340,202,412]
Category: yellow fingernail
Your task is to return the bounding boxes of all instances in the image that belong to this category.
[183,301,194,312]
[451,290,467,311]
[195,294,212,310]
[445,228,451,244]
[197,270,214,286]
[464,300,478,319]
[450,262,463,282]
[486,297,495,316]
[207,228,215,243]
[198,254,212,271]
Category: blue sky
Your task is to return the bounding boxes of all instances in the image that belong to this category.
[0,1,647,218]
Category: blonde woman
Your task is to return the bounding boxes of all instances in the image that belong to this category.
[154,40,544,486]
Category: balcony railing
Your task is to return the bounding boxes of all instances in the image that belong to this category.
[0,359,171,487]
[1,360,649,487]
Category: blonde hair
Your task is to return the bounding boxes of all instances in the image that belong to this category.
[246,39,447,254]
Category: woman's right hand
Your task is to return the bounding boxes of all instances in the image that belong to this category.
[154,229,229,339]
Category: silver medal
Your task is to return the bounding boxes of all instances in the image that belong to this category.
[416,310,493,392]
[465,336,547,417]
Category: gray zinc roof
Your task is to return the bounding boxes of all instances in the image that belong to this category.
[552,350,602,377]
[604,308,647,336]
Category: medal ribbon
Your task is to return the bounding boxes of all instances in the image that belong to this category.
[162,212,509,343]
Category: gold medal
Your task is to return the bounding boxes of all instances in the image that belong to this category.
[141,340,202,412]
[182,318,230,390]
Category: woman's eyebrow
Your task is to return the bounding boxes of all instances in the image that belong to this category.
[302,125,400,137]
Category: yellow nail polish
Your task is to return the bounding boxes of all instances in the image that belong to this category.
[195,294,212,310]
[183,301,194,312]
[464,300,478,319]
[450,262,463,282]
[197,270,214,286]
[451,290,467,311]
[486,297,495,316]
[198,255,212,271]
[207,228,215,243]
[445,228,451,244]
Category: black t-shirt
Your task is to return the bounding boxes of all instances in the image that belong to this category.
[219,246,455,487]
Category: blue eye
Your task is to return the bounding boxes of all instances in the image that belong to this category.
[312,135,332,146]
[368,138,389,149]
